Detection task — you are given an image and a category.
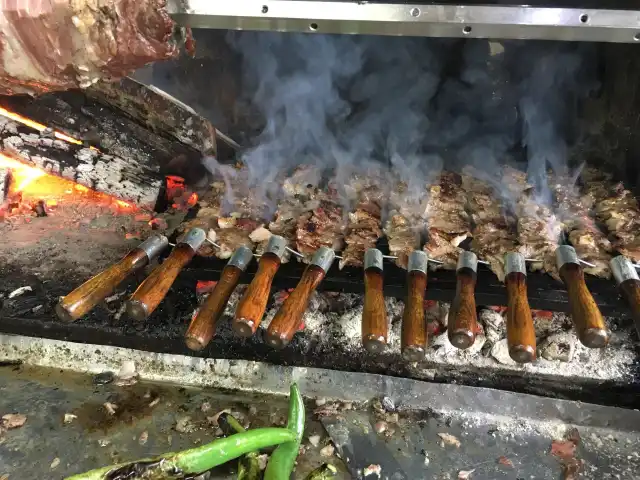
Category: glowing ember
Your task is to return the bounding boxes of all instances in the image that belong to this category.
[0,152,138,217]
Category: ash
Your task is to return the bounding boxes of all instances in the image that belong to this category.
[255,291,635,383]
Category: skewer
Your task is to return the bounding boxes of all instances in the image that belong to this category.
[264,247,335,349]
[126,228,206,322]
[448,251,479,349]
[504,252,537,363]
[610,255,640,338]
[55,235,169,322]
[556,245,610,348]
[362,249,388,353]
[185,246,254,351]
[401,250,428,362]
[233,236,288,337]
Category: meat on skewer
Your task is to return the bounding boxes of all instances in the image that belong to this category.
[339,170,386,269]
[268,165,323,261]
[582,167,640,263]
[462,167,517,282]
[384,178,430,269]
[178,166,266,259]
[502,166,562,280]
[295,173,346,262]
[550,173,613,278]
[423,171,471,269]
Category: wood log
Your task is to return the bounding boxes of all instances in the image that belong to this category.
[0,89,209,186]
[0,116,162,209]
[87,77,217,156]
[0,166,10,200]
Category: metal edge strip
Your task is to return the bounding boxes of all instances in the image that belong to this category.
[168,1,640,43]
[0,333,638,435]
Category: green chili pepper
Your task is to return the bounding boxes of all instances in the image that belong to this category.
[66,427,296,480]
[264,383,305,480]
[218,412,261,480]
[304,463,338,480]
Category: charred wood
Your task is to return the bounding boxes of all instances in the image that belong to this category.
[0,117,162,209]
[0,90,208,185]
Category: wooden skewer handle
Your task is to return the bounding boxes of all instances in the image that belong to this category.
[560,263,610,348]
[620,279,640,338]
[448,268,478,349]
[233,254,282,337]
[56,248,149,322]
[126,244,196,321]
[265,265,326,349]
[401,271,427,362]
[185,265,243,351]
[505,272,537,363]
[362,268,388,353]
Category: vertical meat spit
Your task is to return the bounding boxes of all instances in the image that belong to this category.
[556,245,609,348]
[55,234,169,322]
[126,228,206,322]
[265,247,335,349]
[448,251,479,350]
[610,255,640,338]
[362,248,387,354]
[401,250,429,362]
[185,246,254,351]
[504,252,536,363]
[233,235,288,337]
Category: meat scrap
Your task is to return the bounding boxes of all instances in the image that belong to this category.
[462,167,517,282]
[582,168,640,263]
[340,171,385,269]
[550,174,613,278]
[0,1,183,95]
[503,166,562,280]
[423,171,471,270]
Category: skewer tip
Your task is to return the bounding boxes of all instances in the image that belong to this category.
[509,344,536,364]
[264,331,289,350]
[54,302,74,323]
[185,334,207,352]
[362,334,386,354]
[448,329,475,350]
[233,318,257,337]
[581,328,610,349]
[402,345,425,363]
[126,300,148,322]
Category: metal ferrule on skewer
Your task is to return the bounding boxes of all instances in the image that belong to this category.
[408,250,428,274]
[364,248,383,271]
[227,245,254,271]
[310,246,336,273]
[611,255,640,285]
[457,251,478,273]
[138,234,169,260]
[505,252,527,276]
[555,245,579,269]
[264,235,288,262]
[180,227,207,251]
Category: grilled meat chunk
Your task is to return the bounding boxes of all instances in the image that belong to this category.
[582,168,640,262]
[462,167,517,282]
[502,166,562,280]
[550,174,613,278]
[424,172,471,270]
[340,180,384,269]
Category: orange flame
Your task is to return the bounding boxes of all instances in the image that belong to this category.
[0,152,45,192]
